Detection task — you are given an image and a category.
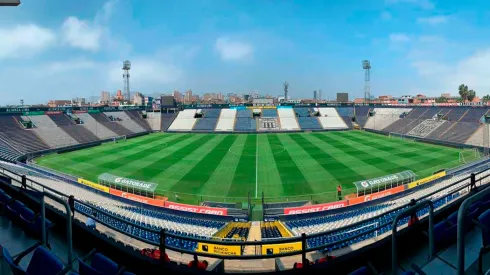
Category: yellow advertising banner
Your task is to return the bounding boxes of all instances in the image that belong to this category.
[196,242,242,256]
[77,178,110,193]
[408,171,446,189]
[261,242,302,255]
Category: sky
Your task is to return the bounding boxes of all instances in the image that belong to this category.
[1,0,490,105]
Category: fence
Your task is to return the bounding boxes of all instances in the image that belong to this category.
[1,164,487,266]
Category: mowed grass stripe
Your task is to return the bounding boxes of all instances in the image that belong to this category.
[171,135,238,194]
[316,133,416,175]
[290,134,365,188]
[125,135,216,181]
[342,131,457,175]
[200,135,248,197]
[267,134,314,196]
[88,134,193,175]
[66,134,171,163]
[277,134,335,194]
[228,135,257,197]
[256,134,284,198]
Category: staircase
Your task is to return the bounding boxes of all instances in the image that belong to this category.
[243,221,262,255]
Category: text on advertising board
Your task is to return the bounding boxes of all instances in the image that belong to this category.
[77,178,109,193]
[196,243,241,256]
[348,186,405,205]
[283,201,347,215]
[109,189,166,207]
[407,171,446,189]
[164,201,228,216]
[261,242,302,255]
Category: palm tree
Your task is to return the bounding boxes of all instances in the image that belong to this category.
[467,90,476,102]
[482,95,490,103]
[458,84,469,102]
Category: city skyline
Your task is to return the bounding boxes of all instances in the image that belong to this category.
[2,0,490,105]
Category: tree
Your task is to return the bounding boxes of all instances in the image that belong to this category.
[458,84,469,102]
[467,90,476,102]
[436,96,448,103]
[482,95,490,102]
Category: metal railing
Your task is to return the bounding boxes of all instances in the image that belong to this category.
[0,165,488,265]
[391,200,435,274]
[456,173,490,275]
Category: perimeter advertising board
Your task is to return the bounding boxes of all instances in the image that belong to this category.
[283,201,347,215]
[109,189,166,207]
[77,178,109,193]
[353,170,416,191]
[261,242,302,255]
[348,186,405,205]
[407,171,446,189]
[196,242,241,256]
[165,201,228,216]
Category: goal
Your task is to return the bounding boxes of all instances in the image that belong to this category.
[113,135,127,143]
[389,132,404,140]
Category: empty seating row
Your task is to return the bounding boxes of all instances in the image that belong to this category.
[161,112,178,131]
[0,116,49,154]
[215,109,236,132]
[125,110,153,131]
[407,119,445,137]
[168,109,198,131]
[75,112,118,139]
[235,117,256,131]
[278,108,300,130]
[104,111,147,133]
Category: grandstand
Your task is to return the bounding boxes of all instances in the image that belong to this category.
[2,104,490,274]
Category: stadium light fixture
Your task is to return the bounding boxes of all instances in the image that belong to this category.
[0,0,20,6]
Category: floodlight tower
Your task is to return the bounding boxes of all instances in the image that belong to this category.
[122,60,131,102]
[283,81,289,101]
[362,60,371,102]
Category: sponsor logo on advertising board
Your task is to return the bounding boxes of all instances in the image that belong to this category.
[348,186,405,205]
[407,171,446,189]
[196,243,241,256]
[165,201,228,216]
[77,178,109,193]
[261,242,302,255]
[283,201,347,215]
[114,177,154,190]
[109,189,166,207]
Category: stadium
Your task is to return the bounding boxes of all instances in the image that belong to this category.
[1,104,490,275]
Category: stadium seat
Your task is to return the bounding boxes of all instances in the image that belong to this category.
[79,251,123,275]
[6,200,25,222]
[19,206,53,236]
[3,245,64,275]
[477,209,490,273]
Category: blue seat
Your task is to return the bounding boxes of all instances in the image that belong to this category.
[348,266,370,275]
[20,207,53,236]
[3,245,64,275]
[477,209,490,273]
[79,252,122,275]
[7,200,25,221]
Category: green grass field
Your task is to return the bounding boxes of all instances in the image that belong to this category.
[35,131,478,205]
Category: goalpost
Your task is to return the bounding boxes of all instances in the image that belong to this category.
[389,132,404,140]
[113,135,127,143]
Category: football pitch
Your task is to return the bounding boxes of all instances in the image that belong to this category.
[35,131,478,205]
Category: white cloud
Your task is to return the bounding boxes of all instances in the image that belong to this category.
[381,11,392,21]
[61,16,103,51]
[386,0,434,9]
[0,24,56,60]
[108,58,183,87]
[215,37,253,61]
[417,15,449,25]
[94,0,118,25]
[389,33,410,43]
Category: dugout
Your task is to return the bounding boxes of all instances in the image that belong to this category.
[98,173,157,198]
[353,170,416,196]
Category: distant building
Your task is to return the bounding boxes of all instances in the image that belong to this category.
[319,90,322,101]
[441,93,451,98]
[100,91,110,104]
[185,90,193,102]
[337,93,349,102]
[72,97,86,106]
[313,90,318,100]
[48,100,72,107]
[173,90,183,102]
[252,98,274,106]
[133,92,144,106]
[115,90,124,101]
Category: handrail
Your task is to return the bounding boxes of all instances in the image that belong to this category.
[0,164,488,261]
[456,179,490,275]
[391,200,435,274]
[40,191,74,274]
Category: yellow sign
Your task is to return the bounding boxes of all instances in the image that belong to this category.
[77,178,110,193]
[408,171,446,189]
[196,242,242,256]
[261,242,302,255]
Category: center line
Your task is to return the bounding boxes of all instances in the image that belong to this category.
[255,134,258,198]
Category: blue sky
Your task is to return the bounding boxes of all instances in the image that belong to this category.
[1,0,490,105]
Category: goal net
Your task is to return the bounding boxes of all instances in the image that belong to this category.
[389,132,404,140]
[113,135,127,143]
